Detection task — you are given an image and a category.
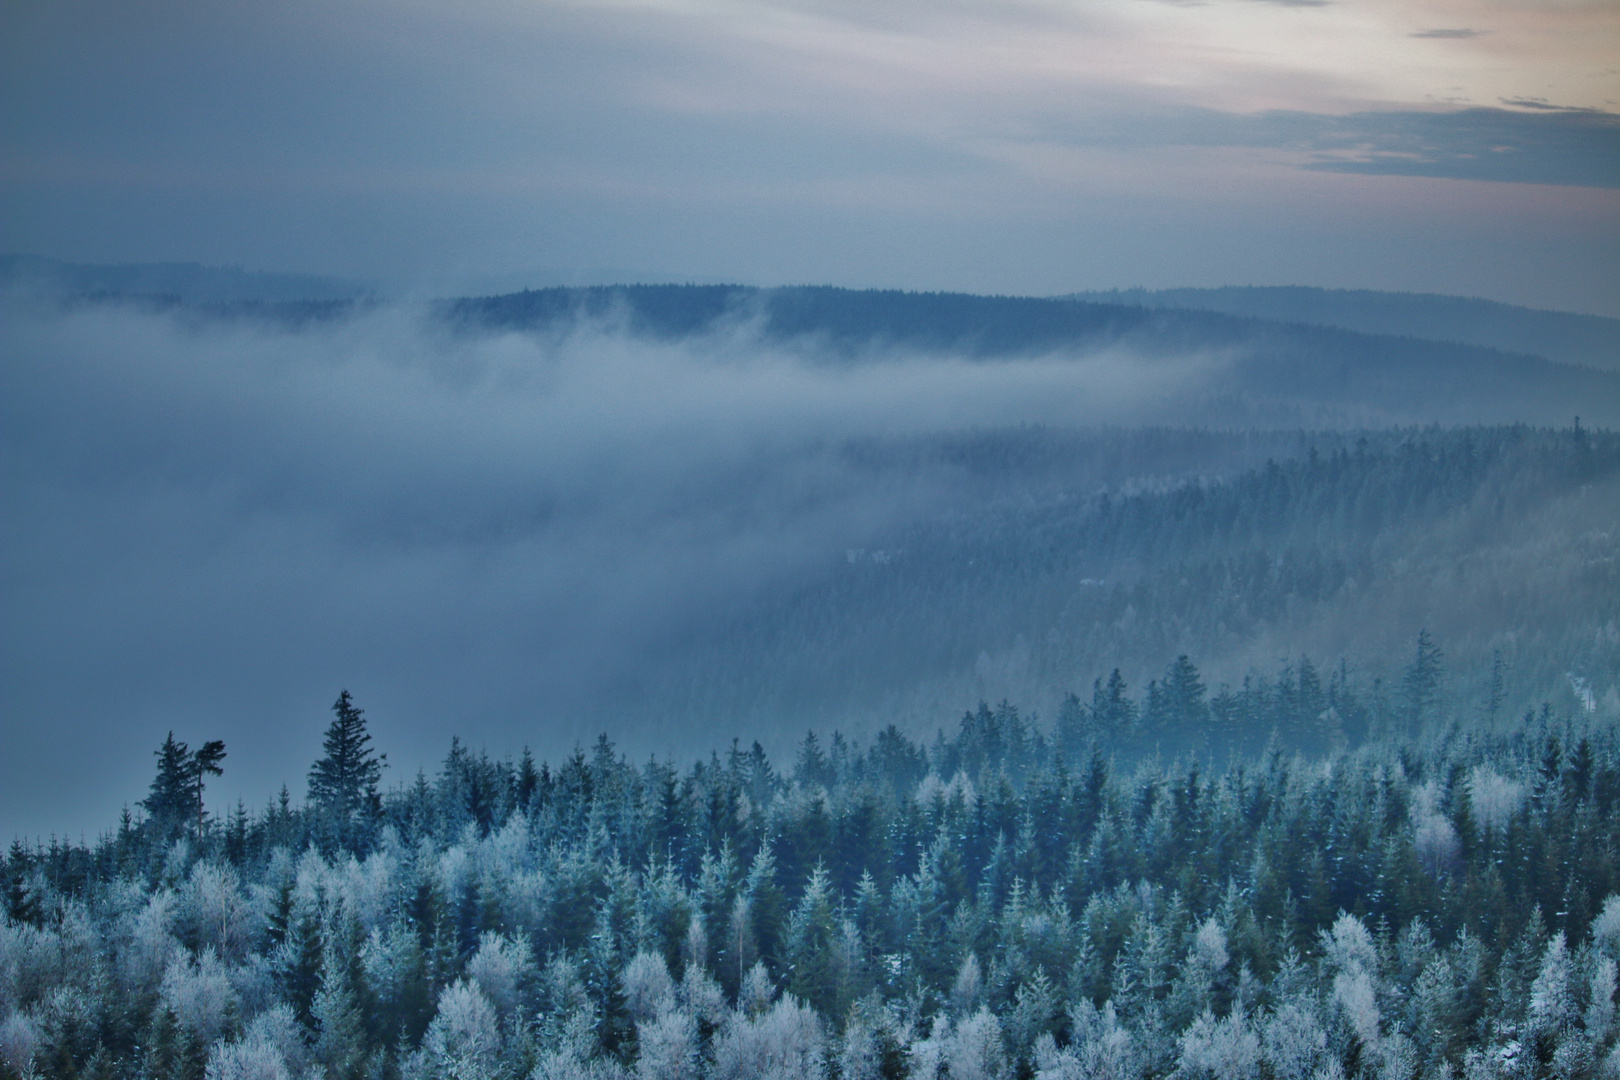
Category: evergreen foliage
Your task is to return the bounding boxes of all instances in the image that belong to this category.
[140,734,227,842]
[308,691,385,851]
[593,423,1620,749]
[4,663,1620,1079]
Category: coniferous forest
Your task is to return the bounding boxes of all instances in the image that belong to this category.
[5,663,1620,1079]
[6,0,1620,1057]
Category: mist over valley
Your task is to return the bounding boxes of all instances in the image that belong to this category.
[4,278,1616,839]
[4,238,1620,1080]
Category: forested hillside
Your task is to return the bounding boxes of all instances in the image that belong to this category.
[448,285,1620,428]
[6,282,1618,824]
[59,281,1607,425]
[1069,288,1620,372]
[4,279,1618,1080]
[3,683,1618,1079]
[595,423,1619,754]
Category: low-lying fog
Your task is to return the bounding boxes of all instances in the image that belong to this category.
[1,296,1233,837]
[2,292,1613,838]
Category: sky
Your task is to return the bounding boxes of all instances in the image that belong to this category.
[1,0,1617,312]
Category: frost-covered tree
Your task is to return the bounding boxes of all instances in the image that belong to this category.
[635,1004,698,1080]
[467,931,536,1023]
[621,950,676,1025]
[1175,1008,1260,1080]
[1260,1003,1326,1080]
[206,1004,311,1080]
[159,947,239,1047]
[8,658,1620,1078]
[412,980,502,1080]
[711,994,823,1080]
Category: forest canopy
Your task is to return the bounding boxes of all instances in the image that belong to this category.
[3,661,1617,1079]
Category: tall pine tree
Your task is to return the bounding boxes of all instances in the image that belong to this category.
[142,732,193,837]
[189,740,226,837]
[308,690,384,850]
[1402,630,1445,731]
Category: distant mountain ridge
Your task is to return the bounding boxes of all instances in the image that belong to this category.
[8,256,1616,370]
[449,283,1620,429]
[1069,285,1620,370]
[12,268,1616,428]
[10,262,1619,428]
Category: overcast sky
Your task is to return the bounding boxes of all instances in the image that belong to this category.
[2,0,1617,312]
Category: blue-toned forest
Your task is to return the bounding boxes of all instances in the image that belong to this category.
[4,280,1619,1080]
[4,665,1619,1079]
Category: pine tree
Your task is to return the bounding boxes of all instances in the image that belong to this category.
[1401,630,1444,731]
[1089,669,1137,741]
[4,839,40,926]
[1164,655,1208,743]
[143,733,193,837]
[282,901,327,1031]
[312,979,367,1080]
[1486,649,1506,722]
[308,691,384,850]
[141,733,227,841]
[794,731,832,789]
[516,746,541,813]
[784,865,839,1017]
[188,740,226,837]
[224,801,249,865]
[1055,693,1088,758]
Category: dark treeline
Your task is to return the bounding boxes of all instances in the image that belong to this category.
[15,281,1620,427]
[445,283,1594,371]
[444,284,1620,427]
[4,665,1619,1079]
[1068,287,1620,372]
[43,279,1580,429]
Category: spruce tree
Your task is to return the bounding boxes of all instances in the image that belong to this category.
[784,865,839,1016]
[1401,630,1444,730]
[4,839,40,926]
[142,733,227,840]
[1164,655,1208,742]
[516,746,541,813]
[308,690,384,849]
[142,732,193,837]
[1091,669,1136,735]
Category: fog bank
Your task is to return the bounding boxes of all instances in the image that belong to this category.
[0,296,1220,837]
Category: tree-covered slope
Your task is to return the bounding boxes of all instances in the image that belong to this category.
[1070,286,1620,371]
[449,285,1620,428]
[593,425,1620,757]
[3,688,1617,1079]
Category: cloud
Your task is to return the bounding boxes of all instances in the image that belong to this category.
[1292,107,1620,188]
[4,0,1618,311]
[1498,98,1596,113]
[0,294,1217,837]
[1041,105,1620,188]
